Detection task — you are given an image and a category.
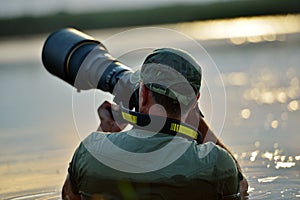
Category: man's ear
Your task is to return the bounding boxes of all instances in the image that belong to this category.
[139,83,152,114]
[140,84,150,107]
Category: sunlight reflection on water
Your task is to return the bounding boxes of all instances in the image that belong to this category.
[178,14,300,43]
[233,144,300,199]
[219,68,300,106]
[8,191,59,200]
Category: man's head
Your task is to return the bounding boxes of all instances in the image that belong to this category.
[131,48,202,119]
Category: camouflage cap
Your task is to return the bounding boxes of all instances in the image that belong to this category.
[131,48,204,116]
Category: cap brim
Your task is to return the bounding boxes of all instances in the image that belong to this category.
[130,69,141,84]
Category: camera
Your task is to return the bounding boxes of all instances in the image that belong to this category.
[42,28,139,110]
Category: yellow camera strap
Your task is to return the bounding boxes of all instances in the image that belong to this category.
[119,107,203,144]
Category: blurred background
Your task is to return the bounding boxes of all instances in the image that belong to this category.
[0,0,299,199]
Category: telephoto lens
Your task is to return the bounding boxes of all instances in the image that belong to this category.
[42,28,138,110]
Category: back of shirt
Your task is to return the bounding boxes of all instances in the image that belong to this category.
[68,130,239,199]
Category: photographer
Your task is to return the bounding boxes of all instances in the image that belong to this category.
[62,48,248,199]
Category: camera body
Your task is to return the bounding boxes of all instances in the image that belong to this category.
[42,28,139,110]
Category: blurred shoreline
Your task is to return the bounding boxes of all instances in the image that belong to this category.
[0,0,299,38]
[1,14,300,64]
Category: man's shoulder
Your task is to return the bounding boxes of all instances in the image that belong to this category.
[213,143,236,167]
[83,131,128,144]
[197,141,234,159]
[197,142,238,178]
[81,130,148,155]
[83,131,108,143]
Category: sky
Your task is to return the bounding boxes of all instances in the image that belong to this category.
[0,0,229,18]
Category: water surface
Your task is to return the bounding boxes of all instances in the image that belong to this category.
[0,15,299,199]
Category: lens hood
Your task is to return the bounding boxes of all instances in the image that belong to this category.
[42,28,100,84]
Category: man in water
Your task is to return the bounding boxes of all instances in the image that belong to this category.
[62,48,248,199]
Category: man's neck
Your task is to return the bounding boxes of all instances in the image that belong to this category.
[147,104,184,122]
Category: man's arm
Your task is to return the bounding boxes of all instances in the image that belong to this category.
[186,106,249,199]
[62,175,81,200]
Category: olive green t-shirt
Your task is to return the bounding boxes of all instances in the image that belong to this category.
[68,129,239,199]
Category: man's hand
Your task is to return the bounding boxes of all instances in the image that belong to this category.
[97,101,127,132]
